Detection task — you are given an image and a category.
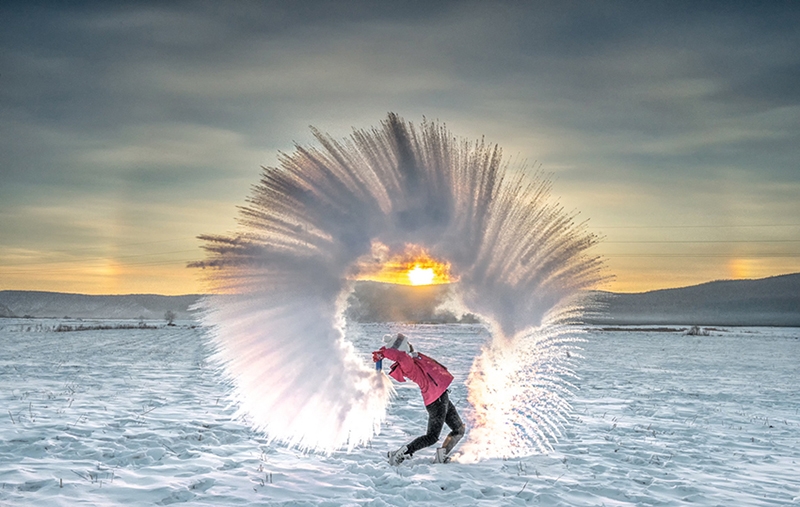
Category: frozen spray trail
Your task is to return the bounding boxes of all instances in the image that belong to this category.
[193,114,606,459]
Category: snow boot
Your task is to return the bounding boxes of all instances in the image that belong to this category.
[433,447,450,464]
[388,445,410,466]
[442,432,463,455]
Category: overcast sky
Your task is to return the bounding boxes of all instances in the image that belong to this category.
[2,1,799,294]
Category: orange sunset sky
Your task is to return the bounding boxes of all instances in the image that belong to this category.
[2,2,798,295]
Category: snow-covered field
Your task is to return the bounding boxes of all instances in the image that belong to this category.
[1,319,798,506]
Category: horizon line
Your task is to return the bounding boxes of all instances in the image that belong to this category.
[2,271,798,298]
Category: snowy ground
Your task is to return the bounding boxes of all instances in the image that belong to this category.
[1,319,798,506]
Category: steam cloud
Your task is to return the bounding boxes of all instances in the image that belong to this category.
[193,114,606,457]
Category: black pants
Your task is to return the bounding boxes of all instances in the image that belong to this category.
[406,390,464,455]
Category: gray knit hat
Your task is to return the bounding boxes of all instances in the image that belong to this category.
[383,333,411,353]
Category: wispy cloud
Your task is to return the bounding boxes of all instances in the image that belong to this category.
[1,1,798,293]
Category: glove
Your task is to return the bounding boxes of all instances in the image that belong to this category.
[372,347,386,362]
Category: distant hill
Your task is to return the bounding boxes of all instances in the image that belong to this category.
[346,275,800,326]
[587,273,800,326]
[0,284,471,324]
[0,302,15,318]
[346,281,476,323]
[3,273,798,325]
[0,291,201,320]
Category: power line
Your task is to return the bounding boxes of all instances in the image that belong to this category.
[605,240,800,244]
[0,257,203,276]
[2,249,199,268]
[597,224,800,229]
[12,238,195,256]
[603,253,800,258]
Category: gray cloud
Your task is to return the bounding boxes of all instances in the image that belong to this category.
[1,1,799,291]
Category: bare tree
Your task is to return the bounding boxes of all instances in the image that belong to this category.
[165,310,177,326]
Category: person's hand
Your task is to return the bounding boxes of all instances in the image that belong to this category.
[372,347,386,362]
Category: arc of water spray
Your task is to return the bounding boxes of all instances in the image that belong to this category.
[192,113,607,458]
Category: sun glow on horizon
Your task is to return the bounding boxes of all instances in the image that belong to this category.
[407,265,435,285]
[351,242,455,286]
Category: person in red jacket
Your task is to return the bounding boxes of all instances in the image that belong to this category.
[373,333,465,465]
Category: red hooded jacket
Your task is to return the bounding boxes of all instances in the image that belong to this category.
[382,348,453,406]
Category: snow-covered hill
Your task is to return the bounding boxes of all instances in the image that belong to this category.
[346,281,475,323]
[0,302,15,318]
[588,273,800,326]
[348,274,800,326]
[3,272,799,325]
[0,291,200,320]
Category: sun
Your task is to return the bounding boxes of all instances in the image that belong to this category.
[407,264,436,285]
[350,242,456,285]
